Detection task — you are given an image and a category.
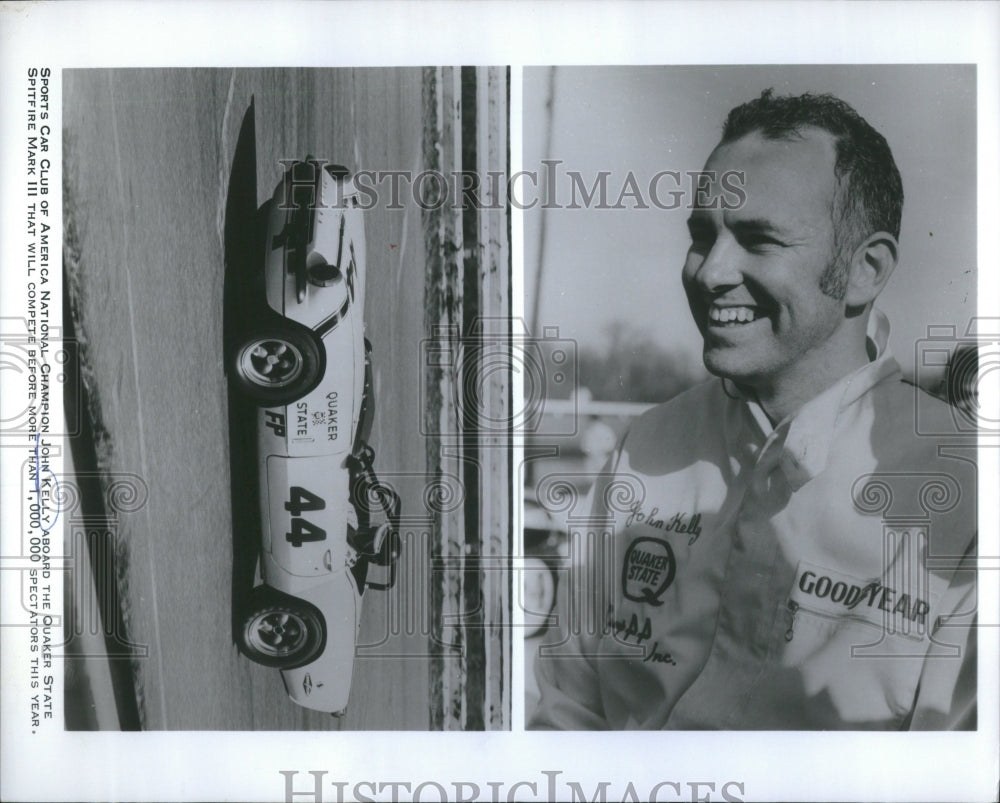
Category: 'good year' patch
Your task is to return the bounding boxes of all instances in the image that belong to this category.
[622,537,676,606]
[790,559,936,636]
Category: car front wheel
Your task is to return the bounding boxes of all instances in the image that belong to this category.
[238,587,325,669]
[230,324,322,406]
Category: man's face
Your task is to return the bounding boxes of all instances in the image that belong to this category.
[682,129,850,393]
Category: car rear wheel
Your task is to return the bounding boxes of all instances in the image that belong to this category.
[238,587,325,669]
[231,323,322,406]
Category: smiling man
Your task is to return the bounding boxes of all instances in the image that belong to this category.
[530,90,977,730]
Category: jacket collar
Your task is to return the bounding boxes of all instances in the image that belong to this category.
[724,308,902,490]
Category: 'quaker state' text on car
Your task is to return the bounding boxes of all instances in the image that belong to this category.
[228,159,399,716]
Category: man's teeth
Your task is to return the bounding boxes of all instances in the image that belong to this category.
[709,306,758,323]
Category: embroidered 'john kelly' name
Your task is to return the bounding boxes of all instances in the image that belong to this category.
[625,503,703,545]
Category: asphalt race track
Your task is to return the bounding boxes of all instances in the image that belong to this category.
[63,69,433,730]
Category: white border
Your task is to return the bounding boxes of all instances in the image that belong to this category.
[1,2,998,802]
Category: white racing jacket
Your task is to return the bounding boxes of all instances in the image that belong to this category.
[531,312,977,730]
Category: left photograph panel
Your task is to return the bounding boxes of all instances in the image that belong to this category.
[59,67,511,730]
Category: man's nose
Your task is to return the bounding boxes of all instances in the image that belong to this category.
[690,238,742,293]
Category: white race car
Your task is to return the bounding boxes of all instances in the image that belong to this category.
[228,159,399,716]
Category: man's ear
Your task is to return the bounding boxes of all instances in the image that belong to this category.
[845,232,898,308]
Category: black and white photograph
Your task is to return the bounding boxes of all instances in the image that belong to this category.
[35,66,511,732]
[1,3,998,803]
[522,65,983,732]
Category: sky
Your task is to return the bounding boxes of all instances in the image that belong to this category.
[522,65,978,384]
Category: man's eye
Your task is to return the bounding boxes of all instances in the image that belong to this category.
[740,234,781,250]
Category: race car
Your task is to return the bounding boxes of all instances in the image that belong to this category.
[227,158,400,716]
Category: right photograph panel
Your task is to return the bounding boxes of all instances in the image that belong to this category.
[522,65,980,731]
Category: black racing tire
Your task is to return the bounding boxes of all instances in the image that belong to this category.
[230,322,323,406]
[238,587,326,669]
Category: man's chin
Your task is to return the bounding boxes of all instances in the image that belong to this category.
[702,349,760,385]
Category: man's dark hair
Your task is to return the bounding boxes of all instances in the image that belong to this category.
[721,89,903,298]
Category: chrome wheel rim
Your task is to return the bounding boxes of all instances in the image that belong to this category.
[240,337,304,388]
[247,610,309,657]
